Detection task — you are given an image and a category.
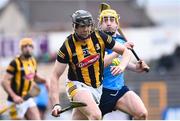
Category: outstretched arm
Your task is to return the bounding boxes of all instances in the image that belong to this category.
[49,60,67,117]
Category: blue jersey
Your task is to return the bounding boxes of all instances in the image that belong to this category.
[103,34,126,90]
[34,84,48,107]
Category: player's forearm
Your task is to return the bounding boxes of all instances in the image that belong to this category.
[127,62,137,72]
[49,61,67,107]
[104,52,119,67]
[2,80,17,99]
[128,61,149,73]
[34,74,46,83]
[127,63,143,72]
[118,49,131,71]
[49,76,60,107]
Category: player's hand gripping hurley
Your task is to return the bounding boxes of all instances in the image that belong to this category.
[0,82,40,115]
[51,101,87,117]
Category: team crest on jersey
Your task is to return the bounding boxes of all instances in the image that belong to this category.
[77,53,100,68]
[82,47,90,56]
[95,44,100,51]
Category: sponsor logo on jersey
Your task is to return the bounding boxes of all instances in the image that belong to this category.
[77,54,100,68]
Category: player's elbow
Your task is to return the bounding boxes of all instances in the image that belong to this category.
[134,109,148,120]
[49,75,58,87]
[1,80,5,89]
[138,110,148,120]
[1,79,10,91]
[123,48,131,60]
[120,45,130,57]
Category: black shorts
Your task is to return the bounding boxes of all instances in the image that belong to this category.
[99,86,130,116]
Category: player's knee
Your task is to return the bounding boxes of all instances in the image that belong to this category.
[89,110,102,120]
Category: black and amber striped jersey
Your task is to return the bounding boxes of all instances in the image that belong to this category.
[6,56,37,101]
[57,30,115,88]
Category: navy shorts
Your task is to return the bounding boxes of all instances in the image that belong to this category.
[99,85,130,116]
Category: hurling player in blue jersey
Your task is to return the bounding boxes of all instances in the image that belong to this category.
[98,9,150,120]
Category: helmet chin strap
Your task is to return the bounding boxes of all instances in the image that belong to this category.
[104,26,118,36]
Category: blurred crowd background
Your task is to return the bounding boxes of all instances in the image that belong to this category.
[0,0,180,120]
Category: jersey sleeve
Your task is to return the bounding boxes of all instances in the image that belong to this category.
[6,59,16,75]
[56,41,69,63]
[99,31,115,49]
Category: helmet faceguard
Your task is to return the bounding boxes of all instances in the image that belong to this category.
[72,10,94,28]
[72,10,94,40]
